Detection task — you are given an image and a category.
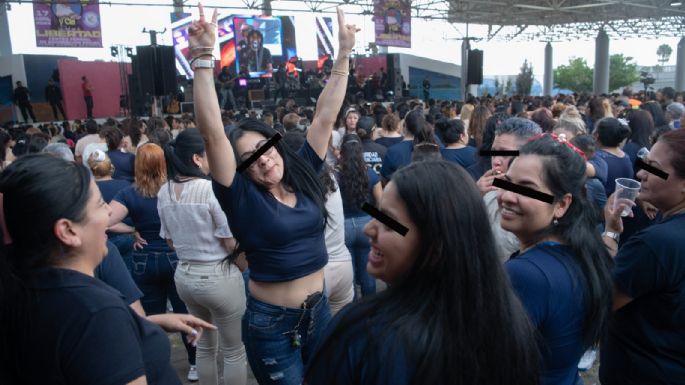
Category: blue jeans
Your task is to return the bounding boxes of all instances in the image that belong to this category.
[242,294,331,384]
[108,233,134,272]
[131,249,196,365]
[344,215,376,297]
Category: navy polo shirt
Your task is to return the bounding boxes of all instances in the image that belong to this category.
[212,140,327,282]
[595,149,633,196]
[505,242,586,385]
[23,267,179,385]
[374,136,403,149]
[599,212,685,385]
[96,179,131,204]
[95,241,143,305]
[380,140,413,180]
[113,186,169,252]
[440,146,477,168]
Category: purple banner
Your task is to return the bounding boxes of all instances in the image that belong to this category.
[374,0,411,48]
[34,1,103,48]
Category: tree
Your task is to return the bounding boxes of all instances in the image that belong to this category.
[657,44,673,67]
[516,60,534,96]
[553,57,593,93]
[609,54,640,91]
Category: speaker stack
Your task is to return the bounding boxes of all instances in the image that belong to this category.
[132,45,177,97]
[467,49,483,85]
[386,53,403,97]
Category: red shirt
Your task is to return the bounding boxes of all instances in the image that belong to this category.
[82,81,92,97]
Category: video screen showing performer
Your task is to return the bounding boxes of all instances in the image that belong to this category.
[234,17,282,78]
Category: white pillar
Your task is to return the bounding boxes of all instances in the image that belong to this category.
[461,39,469,100]
[676,37,685,92]
[593,30,610,94]
[543,42,553,96]
[0,4,13,56]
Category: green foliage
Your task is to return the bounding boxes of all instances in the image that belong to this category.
[657,44,673,66]
[609,54,640,91]
[553,57,593,93]
[516,60,534,96]
[553,55,640,92]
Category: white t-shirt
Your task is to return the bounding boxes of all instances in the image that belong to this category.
[324,176,352,263]
[158,179,233,262]
[484,190,520,262]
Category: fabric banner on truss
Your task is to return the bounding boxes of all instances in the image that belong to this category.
[33,0,103,48]
[374,0,411,48]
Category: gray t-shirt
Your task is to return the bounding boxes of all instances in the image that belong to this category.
[324,176,352,263]
[484,190,520,262]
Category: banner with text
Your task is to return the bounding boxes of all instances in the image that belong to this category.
[34,0,103,48]
[374,0,411,48]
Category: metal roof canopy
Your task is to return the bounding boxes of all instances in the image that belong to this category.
[270,0,685,41]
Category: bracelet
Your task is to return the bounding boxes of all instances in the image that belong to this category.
[189,46,214,52]
[330,69,348,77]
[189,54,215,66]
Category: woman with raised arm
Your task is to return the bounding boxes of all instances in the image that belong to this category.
[188,5,358,384]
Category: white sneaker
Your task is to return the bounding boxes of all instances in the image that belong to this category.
[187,365,199,382]
[578,349,597,371]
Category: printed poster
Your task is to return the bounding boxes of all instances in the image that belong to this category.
[33,0,103,48]
[374,0,411,48]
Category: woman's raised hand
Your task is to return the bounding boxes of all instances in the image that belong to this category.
[187,3,218,50]
[337,7,359,54]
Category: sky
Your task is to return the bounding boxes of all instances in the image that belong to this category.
[5,1,682,80]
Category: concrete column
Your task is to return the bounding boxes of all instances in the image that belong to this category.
[676,37,685,92]
[593,30,610,94]
[0,4,13,56]
[263,0,272,16]
[461,39,469,100]
[543,42,553,96]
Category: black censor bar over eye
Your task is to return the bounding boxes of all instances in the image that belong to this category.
[362,202,409,237]
[237,133,283,173]
[479,150,520,157]
[635,158,669,180]
[492,178,555,204]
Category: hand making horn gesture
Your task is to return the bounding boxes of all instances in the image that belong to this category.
[337,7,360,54]
[187,3,218,56]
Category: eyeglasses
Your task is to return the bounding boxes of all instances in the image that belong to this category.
[239,139,276,165]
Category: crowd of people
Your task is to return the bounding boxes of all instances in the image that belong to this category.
[1,6,684,385]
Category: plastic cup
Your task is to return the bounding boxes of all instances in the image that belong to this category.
[613,178,641,217]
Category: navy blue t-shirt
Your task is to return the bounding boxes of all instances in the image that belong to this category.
[587,155,608,186]
[440,146,477,168]
[108,150,135,182]
[505,242,586,385]
[338,168,379,218]
[113,186,169,252]
[212,140,327,282]
[362,139,387,176]
[97,179,132,204]
[595,149,634,196]
[374,136,404,149]
[95,240,143,305]
[380,140,413,180]
[24,267,180,385]
[599,213,685,385]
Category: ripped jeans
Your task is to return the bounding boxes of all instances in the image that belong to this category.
[242,294,331,384]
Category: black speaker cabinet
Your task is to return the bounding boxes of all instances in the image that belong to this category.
[134,45,177,97]
[467,49,483,85]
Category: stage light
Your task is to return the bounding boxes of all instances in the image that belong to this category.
[671,2,682,6]
[110,46,119,57]
[125,47,133,58]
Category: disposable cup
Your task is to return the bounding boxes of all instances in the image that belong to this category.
[613,178,641,217]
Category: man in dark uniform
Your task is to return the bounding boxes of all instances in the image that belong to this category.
[13,81,37,123]
[45,79,66,120]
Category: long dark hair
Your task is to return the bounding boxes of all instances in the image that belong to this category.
[626,109,655,149]
[404,109,434,145]
[519,135,613,348]
[337,134,368,211]
[306,161,540,385]
[228,118,327,219]
[0,154,91,383]
[164,128,207,182]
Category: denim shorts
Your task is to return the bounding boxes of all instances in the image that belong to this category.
[242,293,331,384]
